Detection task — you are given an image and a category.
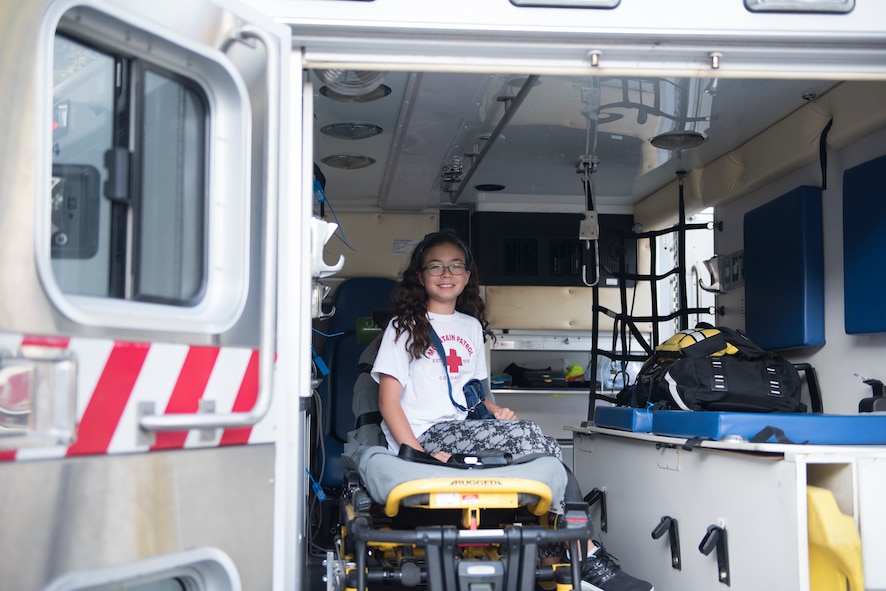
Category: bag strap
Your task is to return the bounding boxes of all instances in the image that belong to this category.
[750,426,805,444]
[429,326,468,412]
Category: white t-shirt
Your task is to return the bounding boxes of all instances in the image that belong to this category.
[371,311,488,452]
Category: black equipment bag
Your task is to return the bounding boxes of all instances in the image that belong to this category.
[620,324,807,413]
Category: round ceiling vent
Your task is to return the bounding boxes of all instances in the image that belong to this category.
[321,153,377,170]
[320,122,384,140]
[650,130,708,150]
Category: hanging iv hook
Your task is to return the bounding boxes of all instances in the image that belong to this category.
[578,80,601,287]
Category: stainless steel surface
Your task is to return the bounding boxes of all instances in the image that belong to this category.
[0,445,275,590]
[0,0,281,347]
[273,0,886,216]
[139,23,284,433]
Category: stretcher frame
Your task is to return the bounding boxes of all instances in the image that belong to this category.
[332,447,593,591]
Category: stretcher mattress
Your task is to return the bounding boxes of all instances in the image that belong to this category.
[593,406,654,432]
[651,410,886,445]
[345,445,569,508]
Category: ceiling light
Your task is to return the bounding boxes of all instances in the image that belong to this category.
[650,130,707,150]
[475,184,506,192]
[315,69,386,97]
[319,84,392,103]
[320,123,384,140]
[321,153,377,170]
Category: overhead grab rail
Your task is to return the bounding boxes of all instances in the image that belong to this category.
[140,25,279,432]
[449,75,540,204]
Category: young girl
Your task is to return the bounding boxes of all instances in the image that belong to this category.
[370,230,655,591]
[371,230,560,462]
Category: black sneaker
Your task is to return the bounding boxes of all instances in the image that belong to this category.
[580,543,653,591]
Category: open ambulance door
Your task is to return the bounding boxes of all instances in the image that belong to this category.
[0,1,308,590]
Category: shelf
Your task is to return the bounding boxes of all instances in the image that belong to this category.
[492,388,592,396]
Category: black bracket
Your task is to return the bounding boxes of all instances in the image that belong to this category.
[584,488,607,533]
[699,524,730,586]
[651,515,681,570]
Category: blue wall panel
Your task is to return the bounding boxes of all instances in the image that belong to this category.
[843,154,886,334]
[744,186,825,350]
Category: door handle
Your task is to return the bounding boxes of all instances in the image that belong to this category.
[699,524,730,586]
[139,25,281,433]
[651,515,681,570]
[584,488,607,532]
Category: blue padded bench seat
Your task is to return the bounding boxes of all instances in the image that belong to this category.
[594,406,654,433]
[652,410,886,445]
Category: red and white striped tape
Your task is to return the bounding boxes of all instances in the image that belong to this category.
[0,333,273,462]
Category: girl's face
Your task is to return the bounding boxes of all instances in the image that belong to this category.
[419,242,471,313]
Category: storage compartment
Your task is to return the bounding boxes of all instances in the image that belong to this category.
[472,212,637,287]
[572,427,886,591]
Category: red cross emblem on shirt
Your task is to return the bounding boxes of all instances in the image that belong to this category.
[446,348,464,374]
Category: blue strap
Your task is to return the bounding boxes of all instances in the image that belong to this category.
[429,327,465,412]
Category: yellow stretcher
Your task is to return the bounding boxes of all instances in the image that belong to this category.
[330,445,592,591]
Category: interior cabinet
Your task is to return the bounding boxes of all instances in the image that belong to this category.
[570,426,886,591]
[488,331,599,443]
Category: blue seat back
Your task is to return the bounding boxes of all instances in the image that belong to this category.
[318,278,395,486]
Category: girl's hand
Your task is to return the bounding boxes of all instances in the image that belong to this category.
[432,450,452,463]
[493,407,516,420]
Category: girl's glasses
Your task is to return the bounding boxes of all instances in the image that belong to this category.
[423,263,467,276]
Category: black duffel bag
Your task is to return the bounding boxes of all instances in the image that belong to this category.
[618,324,807,413]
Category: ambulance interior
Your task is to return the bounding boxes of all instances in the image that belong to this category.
[310,68,886,426]
[309,61,886,589]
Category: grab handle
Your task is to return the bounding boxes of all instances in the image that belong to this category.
[140,25,280,433]
[699,524,730,586]
[651,515,682,570]
[584,488,607,532]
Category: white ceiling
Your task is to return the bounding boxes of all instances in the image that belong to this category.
[312,70,838,213]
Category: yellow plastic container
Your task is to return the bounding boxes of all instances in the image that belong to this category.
[807,486,864,591]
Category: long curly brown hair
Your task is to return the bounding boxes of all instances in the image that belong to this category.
[392,230,493,359]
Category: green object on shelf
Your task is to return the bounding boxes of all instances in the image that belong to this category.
[356,316,382,345]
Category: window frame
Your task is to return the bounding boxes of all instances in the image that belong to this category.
[42,546,242,591]
[39,4,253,335]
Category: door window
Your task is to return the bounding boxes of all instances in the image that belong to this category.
[52,35,207,305]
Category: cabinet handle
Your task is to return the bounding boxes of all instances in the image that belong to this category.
[698,524,731,586]
[651,516,681,570]
[584,488,607,532]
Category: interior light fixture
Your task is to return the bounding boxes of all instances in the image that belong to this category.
[319,84,392,103]
[315,69,387,97]
[320,122,384,140]
[650,130,707,150]
[321,153,377,170]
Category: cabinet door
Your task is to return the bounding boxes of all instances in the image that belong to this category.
[859,457,886,588]
[573,432,805,591]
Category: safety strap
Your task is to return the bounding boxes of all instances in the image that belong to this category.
[820,118,833,190]
[355,411,382,429]
[399,444,556,471]
[750,426,806,444]
[429,327,469,413]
